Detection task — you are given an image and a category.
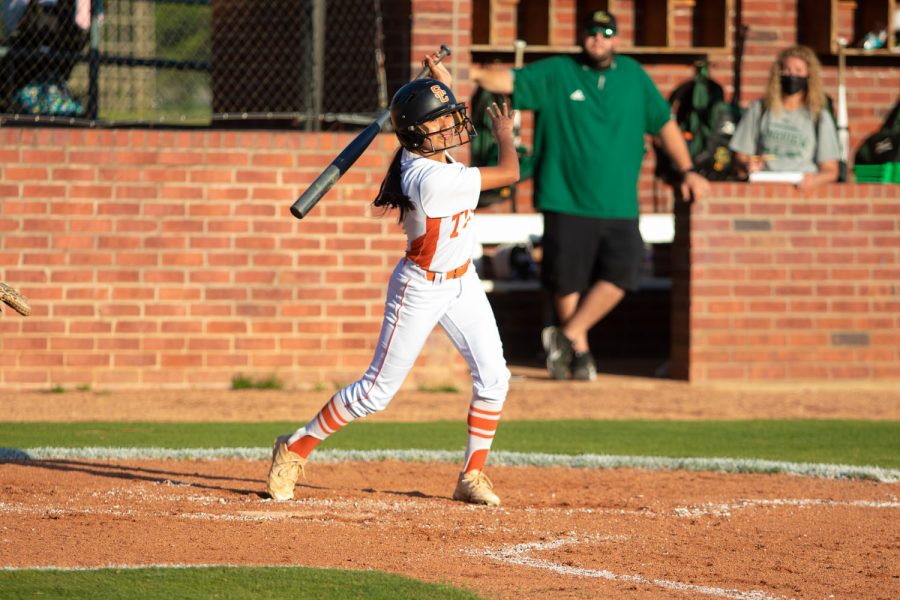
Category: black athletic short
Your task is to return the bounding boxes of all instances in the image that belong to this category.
[540,211,645,295]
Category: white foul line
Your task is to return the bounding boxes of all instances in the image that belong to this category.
[673,497,900,518]
[3,447,898,483]
[474,533,786,600]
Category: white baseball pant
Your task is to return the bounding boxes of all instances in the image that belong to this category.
[336,257,509,419]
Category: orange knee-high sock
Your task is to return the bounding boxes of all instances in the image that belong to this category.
[287,435,321,460]
[462,398,503,473]
[287,395,356,459]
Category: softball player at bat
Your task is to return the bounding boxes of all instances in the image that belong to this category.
[267,55,520,506]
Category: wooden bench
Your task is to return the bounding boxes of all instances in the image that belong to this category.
[474,213,674,293]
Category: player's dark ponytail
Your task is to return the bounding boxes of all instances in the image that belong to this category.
[373,149,414,223]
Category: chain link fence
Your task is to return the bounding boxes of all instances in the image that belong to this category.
[0,0,411,128]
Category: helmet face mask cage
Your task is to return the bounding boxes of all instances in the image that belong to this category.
[390,78,478,154]
[409,107,477,155]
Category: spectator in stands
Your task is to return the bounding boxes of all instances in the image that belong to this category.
[471,10,709,381]
[730,45,841,191]
[1,0,99,115]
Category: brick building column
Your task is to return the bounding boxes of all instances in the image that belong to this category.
[671,182,900,382]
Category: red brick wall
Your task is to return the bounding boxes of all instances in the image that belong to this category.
[0,128,469,391]
[1,1,897,389]
[671,183,900,381]
[411,0,474,92]
[0,0,483,392]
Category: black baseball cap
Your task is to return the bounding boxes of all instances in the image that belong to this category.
[584,10,617,37]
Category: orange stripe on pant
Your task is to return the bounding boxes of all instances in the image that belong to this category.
[322,398,348,432]
[469,405,502,417]
[468,415,499,432]
[329,397,349,425]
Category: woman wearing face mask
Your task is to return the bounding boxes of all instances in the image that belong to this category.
[729,45,841,192]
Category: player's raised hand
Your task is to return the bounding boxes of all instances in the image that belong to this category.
[487,101,515,140]
[479,101,520,190]
[424,53,452,86]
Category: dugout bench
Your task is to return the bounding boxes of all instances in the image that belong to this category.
[473,213,675,293]
[473,213,675,369]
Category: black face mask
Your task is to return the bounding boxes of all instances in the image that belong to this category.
[780,75,808,95]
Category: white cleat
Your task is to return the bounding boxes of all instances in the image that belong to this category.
[265,435,306,501]
[453,469,501,506]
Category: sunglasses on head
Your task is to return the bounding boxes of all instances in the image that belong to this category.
[588,26,616,39]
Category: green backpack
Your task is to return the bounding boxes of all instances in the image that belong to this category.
[654,63,742,183]
[854,101,900,165]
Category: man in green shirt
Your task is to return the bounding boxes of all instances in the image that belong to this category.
[472,10,709,380]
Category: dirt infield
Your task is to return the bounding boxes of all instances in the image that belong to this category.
[2,366,899,599]
[5,365,900,422]
[1,460,898,599]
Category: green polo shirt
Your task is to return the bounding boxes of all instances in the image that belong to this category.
[513,54,671,219]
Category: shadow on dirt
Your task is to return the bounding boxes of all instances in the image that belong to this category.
[2,456,262,496]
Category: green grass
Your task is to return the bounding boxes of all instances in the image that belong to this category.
[0,566,482,600]
[1,421,896,598]
[46,383,92,393]
[1,420,897,468]
[230,374,283,390]
[417,383,462,393]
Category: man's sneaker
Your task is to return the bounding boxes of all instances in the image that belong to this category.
[266,435,306,501]
[453,470,501,506]
[541,326,574,380]
[572,351,597,381]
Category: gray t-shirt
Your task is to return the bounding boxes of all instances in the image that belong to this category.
[729,99,841,173]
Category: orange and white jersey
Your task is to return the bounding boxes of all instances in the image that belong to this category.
[400,149,481,273]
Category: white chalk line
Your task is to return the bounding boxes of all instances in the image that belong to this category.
[4,494,896,597]
[5,492,895,525]
[472,533,786,600]
[0,492,511,527]
[0,564,295,572]
[673,497,900,518]
[3,447,898,483]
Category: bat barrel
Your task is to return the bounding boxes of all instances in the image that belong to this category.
[290,112,391,219]
[290,165,341,219]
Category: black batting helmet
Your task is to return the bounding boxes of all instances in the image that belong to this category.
[389,78,476,154]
